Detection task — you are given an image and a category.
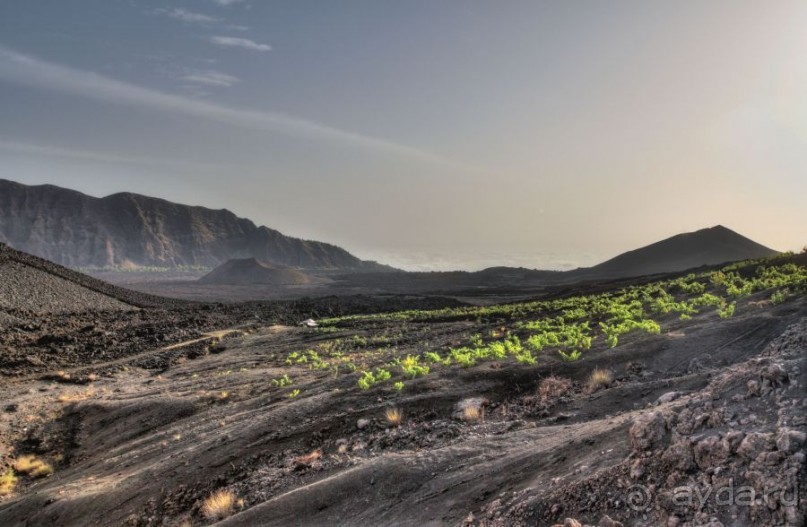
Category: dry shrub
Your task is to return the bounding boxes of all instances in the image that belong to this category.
[462,406,484,423]
[13,455,53,478]
[384,408,403,427]
[57,388,94,403]
[0,469,16,495]
[587,368,612,393]
[538,375,572,401]
[201,489,235,521]
[293,449,322,468]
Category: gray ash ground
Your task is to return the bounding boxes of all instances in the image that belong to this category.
[0,247,805,527]
[1,243,464,376]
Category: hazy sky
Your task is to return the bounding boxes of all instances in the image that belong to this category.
[1,1,805,271]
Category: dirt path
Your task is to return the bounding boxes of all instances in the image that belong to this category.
[160,329,249,351]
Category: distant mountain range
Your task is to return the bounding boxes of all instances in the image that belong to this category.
[429,225,777,281]
[0,179,391,271]
[335,225,779,294]
[0,179,779,280]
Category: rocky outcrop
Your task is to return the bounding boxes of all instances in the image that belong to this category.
[621,322,806,527]
[0,179,391,271]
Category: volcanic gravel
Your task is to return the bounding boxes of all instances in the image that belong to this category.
[0,259,135,314]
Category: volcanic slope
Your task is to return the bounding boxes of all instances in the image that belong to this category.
[582,225,778,279]
[199,258,319,286]
[0,253,804,526]
[0,244,463,377]
[0,242,179,311]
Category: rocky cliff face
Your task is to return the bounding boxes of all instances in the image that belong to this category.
[0,179,389,271]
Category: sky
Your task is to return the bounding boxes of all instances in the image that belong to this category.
[0,0,805,271]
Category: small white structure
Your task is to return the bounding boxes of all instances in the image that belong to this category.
[300,319,318,328]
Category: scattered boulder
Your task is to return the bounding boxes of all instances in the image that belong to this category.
[761,363,788,386]
[655,391,681,405]
[630,411,667,452]
[775,429,806,454]
[736,432,775,460]
[629,459,645,480]
[693,435,729,469]
[598,516,623,527]
[662,439,695,471]
[722,430,745,453]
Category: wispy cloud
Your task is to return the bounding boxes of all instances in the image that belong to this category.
[209,36,271,52]
[212,0,246,6]
[181,70,239,87]
[153,8,220,24]
[0,138,226,171]
[226,24,250,32]
[0,47,474,171]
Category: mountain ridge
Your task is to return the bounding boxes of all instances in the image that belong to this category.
[0,179,779,279]
[579,224,778,278]
[0,179,392,272]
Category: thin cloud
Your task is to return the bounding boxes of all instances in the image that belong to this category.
[210,36,271,52]
[0,47,476,171]
[212,0,246,6]
[182,70,239,87]
[226,25,250,32]
[153,8,220,24]
[0,139,226,171]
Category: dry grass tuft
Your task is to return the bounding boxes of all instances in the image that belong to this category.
[462,406,484,423]
[0,469,17,496]
[293,449,323,468]
[201,489,236,521]
[538,376,573,401]
[384,408,403,427]
[586,368,612,393]
[13,455,53,478]
[57,388,95,403]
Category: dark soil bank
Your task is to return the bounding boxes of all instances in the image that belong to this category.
[0,248,805,527]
